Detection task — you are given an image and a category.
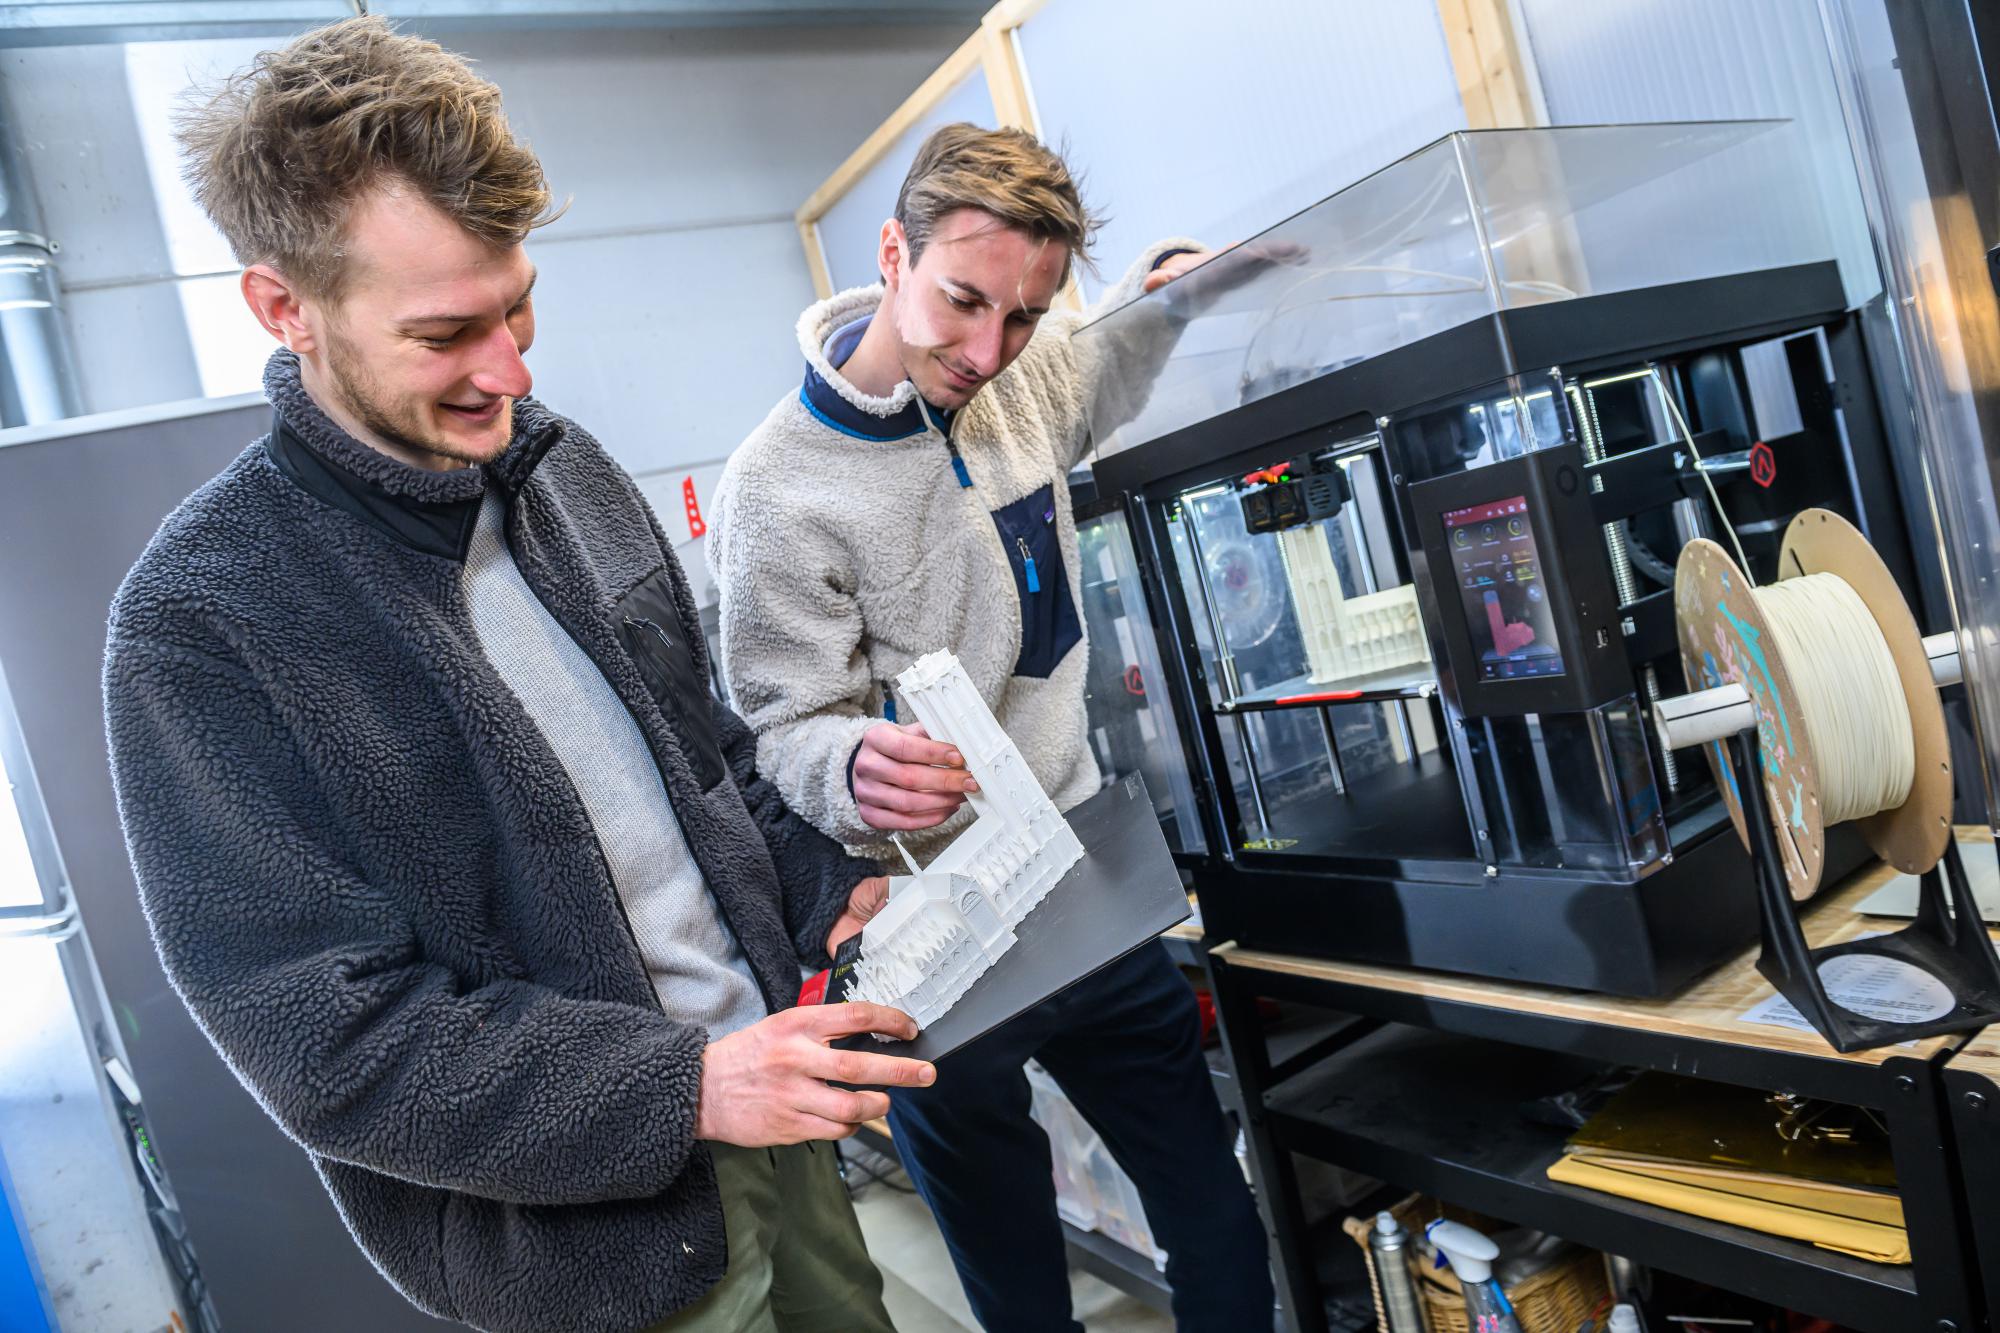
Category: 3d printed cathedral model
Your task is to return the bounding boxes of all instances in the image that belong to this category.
[842,651,1085,1029]
[1276,526,1429,684]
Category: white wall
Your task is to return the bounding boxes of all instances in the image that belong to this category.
[5,21,968,598]
[1019,0,1468,303]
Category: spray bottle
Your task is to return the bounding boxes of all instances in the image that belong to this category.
[1426,1219,1522,1333]
[1366,1211,1430,1333]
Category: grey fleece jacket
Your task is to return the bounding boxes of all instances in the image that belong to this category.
[711,240,1197,860]
[103,351,873,1333]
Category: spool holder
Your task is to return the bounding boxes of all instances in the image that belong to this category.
[1723,721,2000,1053]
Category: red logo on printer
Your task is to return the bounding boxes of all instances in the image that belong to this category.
[1749,442,1777,489]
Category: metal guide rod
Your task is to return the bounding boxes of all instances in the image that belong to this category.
[1657,632,1958,754]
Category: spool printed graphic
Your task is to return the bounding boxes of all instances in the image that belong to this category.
[1674,510,1949,898]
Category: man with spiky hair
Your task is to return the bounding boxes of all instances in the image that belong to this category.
[712,124,1273,1333]
[104,18,925,1332]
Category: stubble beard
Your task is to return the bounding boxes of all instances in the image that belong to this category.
[325,330,509,469]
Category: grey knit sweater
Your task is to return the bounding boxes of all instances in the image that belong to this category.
[461,491,766,1037]
[711,240,1198,861]
[104,351,872,1333]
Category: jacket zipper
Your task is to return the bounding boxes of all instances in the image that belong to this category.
[918,398,971,491]
[611,617,779,1014]
[487,533,770,1016]
[626,615,677,658]
[1015,535,1041,594]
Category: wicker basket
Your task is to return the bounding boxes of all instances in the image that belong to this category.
[1342,1194,1612,1333]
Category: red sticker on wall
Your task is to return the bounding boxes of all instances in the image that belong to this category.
[683,476,707,538]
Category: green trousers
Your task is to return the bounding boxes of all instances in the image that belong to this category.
[643,1142,895,1333]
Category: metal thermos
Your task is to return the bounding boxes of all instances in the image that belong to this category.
[1368,1211,1431,1333]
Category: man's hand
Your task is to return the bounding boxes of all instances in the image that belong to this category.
[826,875,890,959]
[695,1003,935,1147]
[1141,241,1309,298]
[1143,248,1216,294]
[854,722,977,832]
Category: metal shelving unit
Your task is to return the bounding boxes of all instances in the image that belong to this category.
[1202,856,1986,1333]
[1944,1020,2000,1333]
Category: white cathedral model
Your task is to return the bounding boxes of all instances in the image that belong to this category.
[842,651,1084,1029]
[1276,525,1429,684]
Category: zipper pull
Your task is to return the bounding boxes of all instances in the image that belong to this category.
[1016,536,1041,594]
[943,435,972,489]
[883,689,898,724]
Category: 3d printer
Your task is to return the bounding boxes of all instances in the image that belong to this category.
[1070,122,1938,996]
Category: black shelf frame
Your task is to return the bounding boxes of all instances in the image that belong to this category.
[1942,1060,2000,1333]
[1204,944,1983,1333]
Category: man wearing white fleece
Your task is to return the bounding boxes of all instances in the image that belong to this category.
[710,124,1272,1332]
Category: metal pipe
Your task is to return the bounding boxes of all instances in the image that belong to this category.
[1234,713,1272,837]
[1316,705,1345,794]
[1179,499,1242,701]
[0,101,82,425]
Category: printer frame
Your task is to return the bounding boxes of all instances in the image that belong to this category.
[1084,260,1929,996]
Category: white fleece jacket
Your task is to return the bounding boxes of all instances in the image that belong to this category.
[710,239,1198,858]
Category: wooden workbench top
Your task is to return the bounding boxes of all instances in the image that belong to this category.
[1215,831,1999,1067]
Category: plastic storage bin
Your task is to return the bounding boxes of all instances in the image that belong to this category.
[1026,1063,1168,1268]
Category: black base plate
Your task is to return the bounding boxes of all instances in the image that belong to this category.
[841,773,1191,1065]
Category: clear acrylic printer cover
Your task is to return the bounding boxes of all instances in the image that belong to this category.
[1078,121,1834,459]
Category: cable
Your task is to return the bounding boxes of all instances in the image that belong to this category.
[1618,520,1679,587]
[1649,366,1755,581]
[1755,572,1915,823]
[1239,267,1578,393]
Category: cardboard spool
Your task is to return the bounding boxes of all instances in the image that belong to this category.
[1674,509,1950,899]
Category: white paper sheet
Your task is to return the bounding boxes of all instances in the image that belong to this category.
[1739,938,1955,1042]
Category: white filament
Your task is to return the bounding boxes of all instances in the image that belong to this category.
[1755,572,1914,824]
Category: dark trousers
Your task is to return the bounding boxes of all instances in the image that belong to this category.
[886,942,1274,1333]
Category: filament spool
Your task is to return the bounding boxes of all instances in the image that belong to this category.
[1674,509,1950,899]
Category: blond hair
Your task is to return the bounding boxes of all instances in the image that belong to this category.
[176,15,559,298]
[895,124,1101,280]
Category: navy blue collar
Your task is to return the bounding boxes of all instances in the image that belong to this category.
[259,348,563,561]
[799,314,955,443]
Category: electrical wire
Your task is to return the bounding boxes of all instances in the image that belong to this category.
[1648,365,1755,580]
[1240,267,1581,392]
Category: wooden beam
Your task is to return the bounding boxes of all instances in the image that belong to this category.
[982,0,1049,28]
[980,18,1036,131]
[791,0,1054,298]
[798,217,834,300]
[795,29,985,229]
[1436,0,1536,129]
